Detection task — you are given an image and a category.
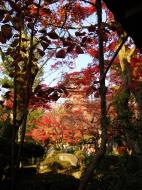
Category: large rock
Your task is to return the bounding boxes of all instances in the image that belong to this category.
[38,152,79,173]
[58,153,78,166]
[72,171,82,179]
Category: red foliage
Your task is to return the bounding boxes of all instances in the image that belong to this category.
[87,48,99,58]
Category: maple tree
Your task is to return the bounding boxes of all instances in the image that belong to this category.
[28,87,98,147]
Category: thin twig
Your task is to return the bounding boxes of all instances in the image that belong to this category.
[103,34,129,79]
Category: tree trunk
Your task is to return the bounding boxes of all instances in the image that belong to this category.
[115,42,142,154]
[11,16,22,190]
[16,112,28,168]
[78,1,108,189]
[15,0,41,168]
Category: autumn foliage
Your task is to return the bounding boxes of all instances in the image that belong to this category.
[1,2,142,190]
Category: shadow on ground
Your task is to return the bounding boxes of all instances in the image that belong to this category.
[1,169,79,190]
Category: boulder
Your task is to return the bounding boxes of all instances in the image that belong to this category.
[58,153,78,166]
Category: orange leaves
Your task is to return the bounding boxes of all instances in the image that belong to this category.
[29,5,51,17]
[30,114,62,143]
[131,54,142,81]
[131,57,142,81]
[83,5,96,17]
[32,128,47,142]
[69,1,96,22]
[29,4,37,15]
[87,48,99,58]
[117,146,127,155]
[59,7,66,18]
[39,8,52,16]
[70,3,86,22]
[4,98,13,109]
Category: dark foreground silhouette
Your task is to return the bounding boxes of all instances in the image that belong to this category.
[1,155,142,190]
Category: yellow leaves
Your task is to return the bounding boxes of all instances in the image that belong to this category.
[118,35,136,72]
[118,45,126,71]
[118,44,135,72]
[111,86,120,91]
[118,41,142,81]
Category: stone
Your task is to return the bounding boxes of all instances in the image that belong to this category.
[58,153,78,166]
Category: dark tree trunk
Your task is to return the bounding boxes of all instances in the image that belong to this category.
[114,44,142,154]
[78,1,108,190]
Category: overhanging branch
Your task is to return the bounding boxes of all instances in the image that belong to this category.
[102,34,129,80]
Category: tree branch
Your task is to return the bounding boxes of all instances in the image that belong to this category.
[102,34,128,80]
